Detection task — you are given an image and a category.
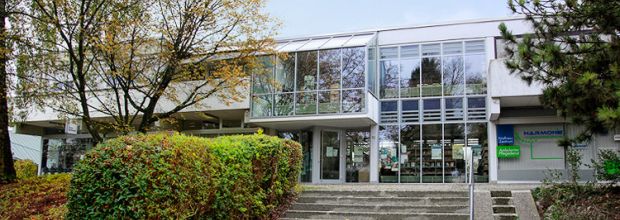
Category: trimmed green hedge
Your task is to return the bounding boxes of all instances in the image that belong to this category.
[66,133,302,219]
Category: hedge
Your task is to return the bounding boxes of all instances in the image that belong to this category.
[66,133,302,219]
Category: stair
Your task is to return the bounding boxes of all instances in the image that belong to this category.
[490,191,518,220]
[283,189,470,220]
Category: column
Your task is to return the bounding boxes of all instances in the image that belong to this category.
[370,124,379,183]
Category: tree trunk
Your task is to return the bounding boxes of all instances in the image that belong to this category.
[0,0,17,182]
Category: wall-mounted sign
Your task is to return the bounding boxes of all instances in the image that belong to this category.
[497,124,515,145]
[522,129,563,138]
[497,145,520,159]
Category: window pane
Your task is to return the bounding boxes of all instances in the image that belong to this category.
[422,43,440,56]
[468,123,489,183]
[400,45,419,58]
[367,48,376,94]
[275,54,295,92]
[443,55,464,96]
[444,123,466,183]
[342,47,365,88]
[295,92,316,115]
[467,97,486,108]
[319,49,341,90]
[401,100,419,111]
[380,47,398,59]
[465,40,485,54]
[381,101,397,112]
[252,57,274,94]
[423,99,441,110]
[445,98,464,121]
[380,60,399,98]
[422,124,442,183]
[442,42,463,55]
[251,94,272,117]
[400,59,421,98]
[400,125,421,183]
[465,54,486,95]
[296,51,317,91]
[421,57,441,97]
[274,93,294,116]
[319,90,340,114]
[379,125,399,183]
[423,99,441,122]
[342,89,365,113]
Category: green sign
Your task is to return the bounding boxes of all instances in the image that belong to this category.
[497,145,520,158]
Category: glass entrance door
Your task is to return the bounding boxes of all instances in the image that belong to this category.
[321,130,340,180]
[345,130,370,182]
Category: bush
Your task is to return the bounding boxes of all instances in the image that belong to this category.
[0,174,71,219]
[66,133,302,219]
[591,149,620,183]
[15,159,38,179]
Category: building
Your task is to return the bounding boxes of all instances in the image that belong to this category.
[13,17,620,182]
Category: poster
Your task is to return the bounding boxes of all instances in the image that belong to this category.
[452,144,464,159]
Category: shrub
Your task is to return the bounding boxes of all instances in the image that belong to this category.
[0,174,71,219]
[591,149,620,183]
[66,133,302,219]
[14,159,38,179]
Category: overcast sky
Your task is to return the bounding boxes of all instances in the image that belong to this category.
[264,0,513,38]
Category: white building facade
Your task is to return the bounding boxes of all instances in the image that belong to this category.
[14,17,620,182]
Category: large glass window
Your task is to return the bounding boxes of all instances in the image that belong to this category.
[468,123,488,183]
[380,60,399,98]
[379,125,399,183]
[443,55,464,96]
[296,51,317,91]
[422,124,442,183]
[275,54,295,93]
[252,56,274,94]
[367,47,377,94]
[346,130,370,182]
[400,125,421,183]
[274,93,294,116]
[295,92,316,115]
[319,49,341,90]
[278,131,313,182]
[251,94,272,117]
[342,47,365,89]
[465,54,486,95]
[342,89,364,113]
[401,59,421,98]
[444,123,466,183]
[318,90,340,114]
[421,57,441,97]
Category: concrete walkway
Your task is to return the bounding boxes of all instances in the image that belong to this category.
[301,183,540,191]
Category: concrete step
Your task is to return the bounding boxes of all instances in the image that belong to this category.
[490,191,512,197]
[492,197,512,206]
[290,203,469,213]
[296,196,470,206]
[284,210,469,220]
[300,190,469,198]
[493,213,518,220]
[492,205,516,214]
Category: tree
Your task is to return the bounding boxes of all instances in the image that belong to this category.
[0,0,16,182]
[499,0,620,142]
[16,0,277,143]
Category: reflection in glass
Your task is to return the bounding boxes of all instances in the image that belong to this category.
[421,57,442,97]
[342,47,366,88]
[278,131,313,182]
[422,124,442,183]
[346,130,370,182]
[321,131,340,180]
[379,125,399,183]
[400,125,421,183]
[444,98,464,121]
[319,49,341,90]
[251,94,272,117]
[465,54,486,95]
[319,90,340,114]
[468,123,488,183]
[443,55,464,96]
[444,124,466,183]
[380,60,399,98]
[274,93,294,116]
[295,92,316,115]
[252,66,273,94]
[400,59,421,98]
[275,54,295,92]
[342,89,364,113]
[297,51,317,91]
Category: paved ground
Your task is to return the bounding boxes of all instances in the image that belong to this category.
[301,183,540,191]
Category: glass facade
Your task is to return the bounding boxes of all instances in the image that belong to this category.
[377,40,489,183]
[278,131,313,182]
[251,47,367,118]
